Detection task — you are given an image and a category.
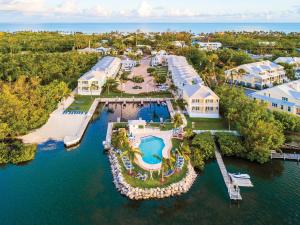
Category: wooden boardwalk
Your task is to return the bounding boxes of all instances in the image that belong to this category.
[215,147,242,200]
[271,150,300,161]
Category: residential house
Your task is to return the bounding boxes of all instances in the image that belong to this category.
[77,56,121,95]
[274,57,300,78]
[172,41,185,48]
[250,80,300,116]
[166,55,219,118]
[182,84,220,118]
[225,60,287,89]
[151,50,168,66]
[121,59,137,71]
[192,41,222,51]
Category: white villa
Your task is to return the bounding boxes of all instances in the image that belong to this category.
[250,80,300,115]
[274,57,300,78]
[192,41,222,51]
[225,60,287,89]
[172,41,185,48]
[151,50,168,66]
[167,55,219,118]
[121,59,137,72]
[77,56,121,95]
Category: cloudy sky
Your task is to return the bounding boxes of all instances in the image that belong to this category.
[0,0,300,23]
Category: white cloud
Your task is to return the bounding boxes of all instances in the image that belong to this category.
[53,1,81,15]
[166,8,199,17]
[0,0,47,15]
[137,1,153,17]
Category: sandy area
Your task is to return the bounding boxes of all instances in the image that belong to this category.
[21,94,86,144]
[118,57,158,94]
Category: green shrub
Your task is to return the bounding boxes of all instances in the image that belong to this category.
[131,76,144,83]
[192,132,215,160]
[215,133,245,157]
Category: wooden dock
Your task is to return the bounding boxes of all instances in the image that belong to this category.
[215,148,242,200]
[271,150,300,161]
[98,97,173,104]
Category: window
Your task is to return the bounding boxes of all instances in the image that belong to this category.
[288,106,291,112]
[272,103,277,108]
[282,97,288,101]
[281,105,284,110]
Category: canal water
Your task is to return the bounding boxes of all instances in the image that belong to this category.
[0,104,299,225]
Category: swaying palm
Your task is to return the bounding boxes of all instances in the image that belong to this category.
[104,78,119,94]
[122,145,142,174]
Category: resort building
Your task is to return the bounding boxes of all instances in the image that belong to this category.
[172,41,185,48]
[225,60,287,89]
[77,56,121,95]
[182,84,220,118]
[250,80,300,115]
[274,57,300,78]
[192,41,222,51]
[166,55,219,118]
[151,50,168,66]
[121,58,137,72]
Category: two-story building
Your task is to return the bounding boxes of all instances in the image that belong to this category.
[182,84,220,118]
[225,61,287,89]
[121,58,137,72]
[192,41,222,51]
[166,55,219,118]
[77,56,121,95]
[250,80,300,116]
[151,50,168,66]
[274,57,300,78]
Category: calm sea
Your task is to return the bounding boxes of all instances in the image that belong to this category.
[0,104,299,225]
[0,23,300,33]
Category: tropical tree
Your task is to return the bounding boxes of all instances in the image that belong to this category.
[103,78,119,94]
[184,128,194,140]
[122,145,142,174]
[173,113,183,128]
[153,154,175,182]
[177,142,191,162]
[90,82,98,96]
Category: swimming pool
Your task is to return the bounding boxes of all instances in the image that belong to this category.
[139,136,165,164]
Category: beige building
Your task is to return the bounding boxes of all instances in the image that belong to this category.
[182,84,219,118]
[250,80,300,115]
[78,56,121,95]
[225,60,287,89]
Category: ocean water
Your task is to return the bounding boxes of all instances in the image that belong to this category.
[0,23,300,33]
[0,105,299,225]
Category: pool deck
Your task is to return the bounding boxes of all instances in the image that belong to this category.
[131,128,173,171]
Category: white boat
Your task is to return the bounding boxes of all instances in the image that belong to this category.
[229,173,250,179]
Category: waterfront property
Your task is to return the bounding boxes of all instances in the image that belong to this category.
[250,80,300,116]
[166,55,219,118]
[182,84,219,118]
[225,60,287,89]
[192,41,222,51]
[274,57,300,78]
[77,56,121,95]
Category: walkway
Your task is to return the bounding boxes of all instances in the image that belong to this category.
[271,150,300,161]
[214,146,242,200]
[103,122,114,150]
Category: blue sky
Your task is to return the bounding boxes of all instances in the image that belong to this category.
[0,0,300,23]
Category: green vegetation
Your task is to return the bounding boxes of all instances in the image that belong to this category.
[0,51,99,88]
[131,75,144,83]
[215,133,245,157]
[0,140,36,164]
[152,67,168,84]
[216,85,285,163]
[66,95,96,112]
[186,117,228,130]
[272,110,300,133]
[173,113,183,128]
[121,160,188,188]
[191,132,215,160]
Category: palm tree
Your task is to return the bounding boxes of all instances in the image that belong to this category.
[121,145,142,175]
[153,154,175,182]
[184,128,194,140]
[103,78,118,94]
[90,82,98,97]
[177,143,191,162]
[173,113,183,128]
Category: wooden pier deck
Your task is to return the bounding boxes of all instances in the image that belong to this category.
[271,150,300,161]
[215,148,242,200]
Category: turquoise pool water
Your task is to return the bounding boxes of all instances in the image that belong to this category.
[139,136,165,164]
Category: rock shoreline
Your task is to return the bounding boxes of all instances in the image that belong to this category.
[108,152,197,200]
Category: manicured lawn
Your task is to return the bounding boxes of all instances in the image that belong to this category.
[148,122,174,131]
[119,155,188,188]
[101,90,173,98]
[186,116,228,130]
[155,66,168,77]
[66,95,96,112]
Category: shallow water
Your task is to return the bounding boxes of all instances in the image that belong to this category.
[0,106,299,225]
